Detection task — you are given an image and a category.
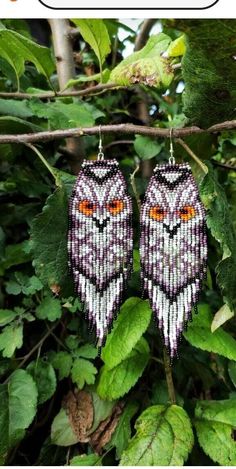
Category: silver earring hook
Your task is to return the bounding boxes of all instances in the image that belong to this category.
[97,125,104,161]
[169,127,175,165]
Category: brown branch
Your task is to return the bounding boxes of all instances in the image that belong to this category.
[134,19,157,51]
[0,121,236,145]
[0,83,124,100]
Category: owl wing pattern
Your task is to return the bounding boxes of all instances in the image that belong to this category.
[68,160,133,344]
[140,163,207,357]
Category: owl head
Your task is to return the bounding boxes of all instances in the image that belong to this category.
[142,163,205,239]
[72,160,132,235]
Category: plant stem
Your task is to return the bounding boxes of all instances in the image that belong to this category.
[130,165,141,211]
[24,142,60,185]
[176,138,208,174]
[163,347,176,405]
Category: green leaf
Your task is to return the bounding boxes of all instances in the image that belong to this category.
[200,164,236,310]
[51,351,73,380]
[66,68,110,88]
[211,304,234,333]
[120,404,194,466]
[27,359,57,404]
[0,29,54,88]
[134,135,163,160]
[108,401,139,459]
[110,33,173,88]
[0,323,23,358]
[29,100,96,130]
[6,273,43,296]
[98,337,150,400]
[0,309,17,327]
[36,296,62,322]
[194,399,236,465]
[71,358,97,389]
[102,298,151,369]
[76,344,98,359]
[0,99,33,119]
[72,20,111,76]
[30,187,71,293]
[0,369,38,463]
[89,388,115,434]
[0,116,42,134]
[70,454,101,466]
[51,408,78,447]
[228,362,236,388]
[184,304,236,361]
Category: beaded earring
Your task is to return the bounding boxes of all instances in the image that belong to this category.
[140,130,207,358]
[68,128,133,345]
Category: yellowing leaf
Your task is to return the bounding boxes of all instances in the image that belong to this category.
[211,304,234,332]
[110,33,173,88]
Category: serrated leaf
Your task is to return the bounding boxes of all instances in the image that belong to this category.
[200,164,236,310]
[36,296,62,322]
[110,33,173,88]
[27,359,57,404]
[108,401,139,459]
[30,187,71,293]
[29,100,96,130]
[0,309,17,327]
[0,323,23,358]
[70,454,101,466]
[211,304,234,332]
[51,408,78,447]
[71,358,97,389]
[51,351,73,380]
[98,337,150,401]
[0,369,38,463]
[76,344,98,359]
[0,29,54,88]
[194,399,236,465]
[120,404,194,465]
[184,304,236,361]
[102,298,151,369]
[72,20,111,76]
[134,135,163,160]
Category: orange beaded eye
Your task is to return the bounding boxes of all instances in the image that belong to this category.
[78,200,96,216]
[149,206,166,221]
[178,206,196,221]
[107,200,124,215]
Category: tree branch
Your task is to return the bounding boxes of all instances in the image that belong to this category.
[0,83,123,100]
[0,120,236,145]
[134,19,157,51]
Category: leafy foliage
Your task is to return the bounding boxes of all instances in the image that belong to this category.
[0,17,236,467]
[120,405,194,465]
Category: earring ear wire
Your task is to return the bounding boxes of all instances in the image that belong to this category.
[97,125,105,161]
[169,127,175,165]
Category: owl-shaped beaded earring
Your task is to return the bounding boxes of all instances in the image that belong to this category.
[68,128,133,346]
[140,129,207,358]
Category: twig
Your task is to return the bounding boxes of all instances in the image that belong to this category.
[3,322,59,384]
[134,19,157,51]
[163,347,176,404]
[176,138,208,174]
[0,121,235,145]
[212,160,236,170]
[130,165,141,211]
[0,83,123,100]
[104,139,134,150]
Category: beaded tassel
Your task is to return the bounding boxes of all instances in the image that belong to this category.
[68,159,133,345]
[140,162,207,358]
